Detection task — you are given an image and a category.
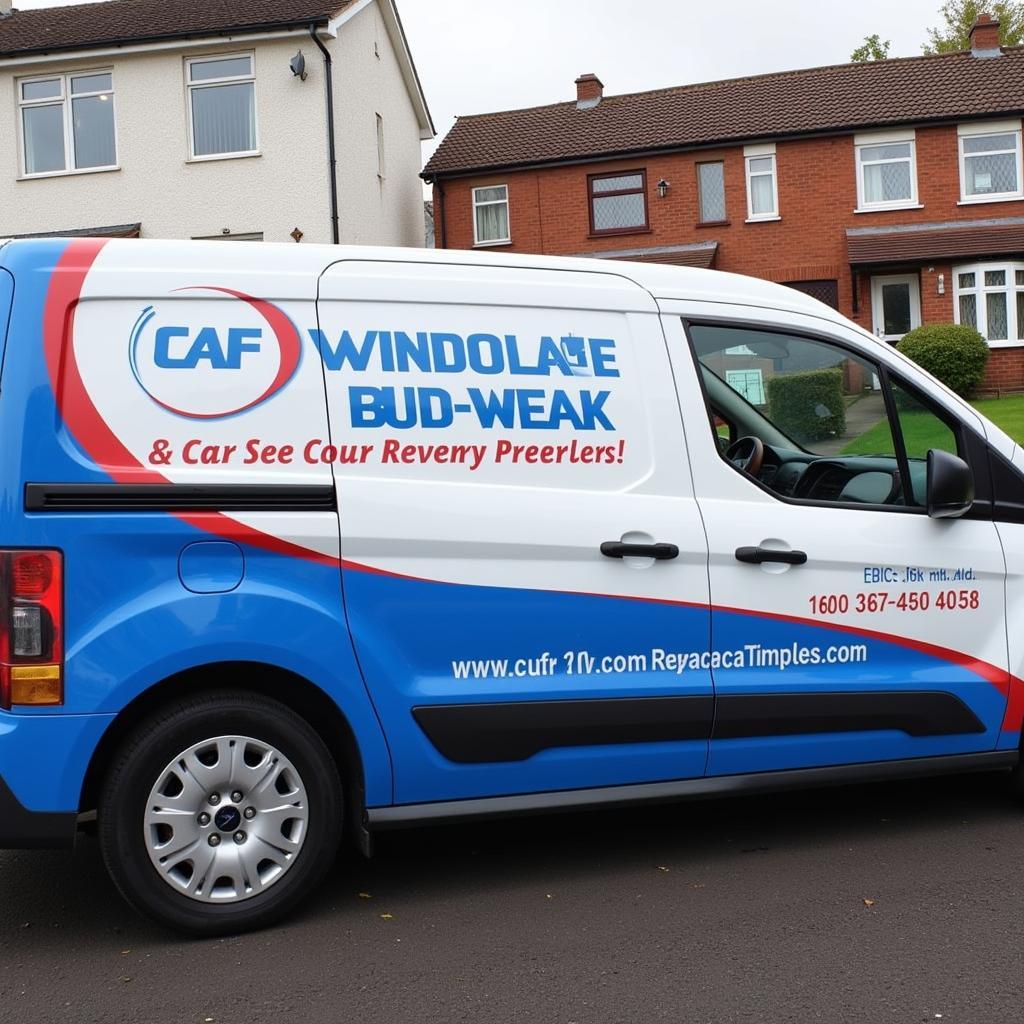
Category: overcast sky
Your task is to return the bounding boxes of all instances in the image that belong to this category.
[19,0,946,170]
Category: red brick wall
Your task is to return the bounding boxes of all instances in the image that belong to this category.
[434,123,1022,389]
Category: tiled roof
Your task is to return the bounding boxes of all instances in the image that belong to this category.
[424,48,1024,178]
[575,241,719,270]
[0,0,353,57]
[847,216,1024,264]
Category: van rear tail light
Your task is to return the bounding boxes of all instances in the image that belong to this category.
[0,550,63,709]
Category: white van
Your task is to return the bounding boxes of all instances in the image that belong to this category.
[1,237,1021,934]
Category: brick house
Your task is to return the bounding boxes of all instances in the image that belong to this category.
[423,15,1024,393]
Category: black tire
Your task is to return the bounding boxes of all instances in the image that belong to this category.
[99,690,344,936]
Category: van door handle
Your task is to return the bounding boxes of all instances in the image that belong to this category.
[735,546,807,566]
[601,541,679,560]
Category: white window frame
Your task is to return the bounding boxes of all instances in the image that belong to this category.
[953,260,1024,348]
[376,113,385,180]
[185,52,259,162]
[743,143,779,222]
[472,184,511,246]
[854,129,920,213]
[17,69,118,179]
[957,120,1024,204]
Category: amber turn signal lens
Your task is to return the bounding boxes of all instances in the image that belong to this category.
[9,665,62,706]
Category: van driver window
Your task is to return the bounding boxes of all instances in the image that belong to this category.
[688,323,958,510]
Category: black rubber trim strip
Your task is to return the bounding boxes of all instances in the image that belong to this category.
[412,691,985,765]
[0,776,76,850]
[713,691,986,739]
[25,483,338,513]
[413,696,715,764]
[366,751,1018,829]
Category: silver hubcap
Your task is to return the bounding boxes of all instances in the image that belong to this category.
[144,735,309,904]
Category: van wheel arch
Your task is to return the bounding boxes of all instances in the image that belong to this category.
[79,662,367,840]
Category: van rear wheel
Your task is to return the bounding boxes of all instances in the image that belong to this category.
[99,691,343,935]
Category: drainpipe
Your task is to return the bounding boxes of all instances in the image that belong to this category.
[310,24,340,245]
[436,180,447,249]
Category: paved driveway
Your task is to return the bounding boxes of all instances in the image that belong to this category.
[1,771,1022,1024]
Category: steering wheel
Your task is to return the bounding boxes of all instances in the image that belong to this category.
[726,435,765,477]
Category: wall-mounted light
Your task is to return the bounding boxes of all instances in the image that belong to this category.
[657,179,670,199]
[290,50,307,81]
[937,273,946,295]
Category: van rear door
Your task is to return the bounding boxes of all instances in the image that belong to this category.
[0,267,12,379]
[317,259,714,806]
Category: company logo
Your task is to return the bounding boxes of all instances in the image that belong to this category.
[129,287,302,419]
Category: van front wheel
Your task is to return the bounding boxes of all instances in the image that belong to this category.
[99,691,344,935]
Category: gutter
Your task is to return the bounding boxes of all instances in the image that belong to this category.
[309,24,340,246]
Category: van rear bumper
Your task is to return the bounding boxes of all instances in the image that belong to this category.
[0,776,76,849]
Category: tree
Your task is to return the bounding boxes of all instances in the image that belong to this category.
[923,1,1024,53]
[851,34,891,61]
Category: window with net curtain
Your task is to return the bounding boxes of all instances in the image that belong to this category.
[856,139,915,208]
[472,185,510,244]
[188,54,257,158]
[955,262,1024,344]
[697,162,726,223]
[745,153,777,218]
[960,129,1022,199]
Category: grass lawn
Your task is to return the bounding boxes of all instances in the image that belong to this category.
[841,394,1024,457]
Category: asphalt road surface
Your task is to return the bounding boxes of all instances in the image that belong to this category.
[1,770,1023,1024]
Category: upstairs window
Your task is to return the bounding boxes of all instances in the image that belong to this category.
[855,130,917,211]
[697,162,726,223]
[187,53,257,159]
[19,71,116,177]
[472,184,510,245]
[588,171,648,234]
[744,144,778,220]
[958,122,1023,202]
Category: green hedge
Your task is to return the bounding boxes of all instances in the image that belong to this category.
[766,369,846,443]
[896,323,988,398]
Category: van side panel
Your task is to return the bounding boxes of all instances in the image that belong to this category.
[318,261,715,805]
[0,239,393,812]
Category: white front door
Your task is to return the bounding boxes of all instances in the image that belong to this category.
[871,274,922,344]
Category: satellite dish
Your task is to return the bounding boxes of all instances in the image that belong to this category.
[290,50,307,81]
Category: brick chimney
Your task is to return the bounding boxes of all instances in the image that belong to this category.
[969,13,1001,56]
[575,73,604,110]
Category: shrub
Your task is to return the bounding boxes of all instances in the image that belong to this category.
[896,323,988,398]
[766,369,846,443]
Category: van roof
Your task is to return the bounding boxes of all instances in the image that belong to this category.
[0,237,838,323]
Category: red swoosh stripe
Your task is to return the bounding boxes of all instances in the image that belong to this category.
[43,238,340,568]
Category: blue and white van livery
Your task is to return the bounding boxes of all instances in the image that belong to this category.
[1,236,1023,934]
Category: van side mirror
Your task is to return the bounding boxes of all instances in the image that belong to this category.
[926,449,974,519]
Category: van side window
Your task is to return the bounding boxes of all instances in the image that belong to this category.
[687,322,962,511]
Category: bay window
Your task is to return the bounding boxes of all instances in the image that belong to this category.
[958,121,1023,202]
[19,71,117,177]
[954,261,1024,345]
[855,130,918,211]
